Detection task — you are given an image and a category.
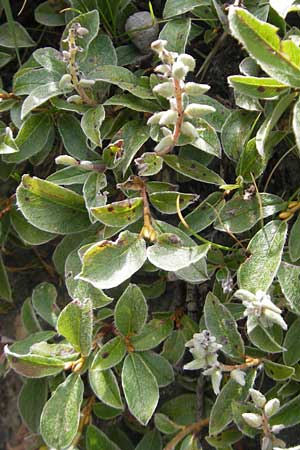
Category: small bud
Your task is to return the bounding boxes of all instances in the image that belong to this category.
[181,121,199,139]
[261,436,273,450]
[172,61,189,80]
[159,109,178,126]
[67,94,83,104]
[264,398,280,417]
[154,64,171,75]
[249,388,266,408]
[177,53,196,72]
[242,413,262,429]
[59,73,73,89]
[55,155,78,166]
[153,81,174,98]
[211,368,222,395]
[271,424,285,434]
[80,160,93,169]
[147,112,164,126]
[62,50,70,61]
[185,82,210,95]
[77,26,89,36]
[279,210,293,219]
[154,134,174,152]
[161,127,172,136]
[5,127,13,138]
[230,369,246,386]
[151,39,168,53]
[185,103,216,118]
[78,78,95,88]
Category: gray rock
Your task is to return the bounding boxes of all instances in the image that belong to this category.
[125,11,159,54]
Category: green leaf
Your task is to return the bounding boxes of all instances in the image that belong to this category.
[16,175,90,234]
[221,110,258,161]
[136,152,163,176]
[93,403,122,420]
[114,284,148,336]
[256,93,294,156]
[0,21,35,48]
[293,96,300,156]
[215,193,285,233]
[139,351,174,387]
[21,82,68,119]
[264,360,295,381]
[10,206,56,245]
[32,282,59,327]
[206,428,243,448]
[161,330,186,365]
[91,197,143,227]
[180,192,225,234]
[84,34,117,74]
[270,394,300,427]
[83,172,107,223]
[40,373,84,449]
[47,166,90,186]
[34,1,66,26]
[136,430,162,450]
[104,94,159,113]
[14,67,60,95]
[237,220,287,293]
[57,298,93,356]
[86,425,120,450]
[209,369,256,435]
[65,247,113,309]
[0,51,13,68]
[89,65,153,99]
[149,191,198,215]
[228,7,300,87]
[228,76,289,99]
[159,18,191,53]
[163,0,201,18]
[283,318,300,366]
[122,353,159,425]
[57,114,94,160]
[18,378,48,433]
[81,105,105,147]
[154,413,182,434]
[21,298,41,334]
[4,114,53,163]
[163,155,224,185]
[131,318,173,351]
[160,394,197,425]
[78,231,147,289]
[33,47,66,75]
[232,401,260,438]
[248,325,284,353]
[115,120,149,175]
[278,261,300,315]
[147,233,210,271]
[289,214,300,262]
[89,368,123,409]
[0,254,12,303]
[204,292,244,359]
[91,336,127,371]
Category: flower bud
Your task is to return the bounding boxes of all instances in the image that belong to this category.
[185,82,210,95]
[271,424,285,434]
[147,112,164,126]
[261,436,273,450]
[67,95,83,104]
[177,54,196,72]
[78,78,95,88]
[153,81,174,98]
[62,50,70,61]
[242,413,262,429]
[172,61,189,80]
[154,64,170,75]
[77,26,89,36]
[154,134,174,152]
[230,369,246,386]
[161,127,172,136]
[159,109,178,126]
[181,121,199,139]
[55,155,78,166]
[185,103,215,118]
[211,368,222,395]
[264,398,280,417]
[249,388,266,408]
[151,39,168,53]
[59,74,73,89]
